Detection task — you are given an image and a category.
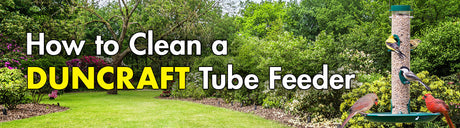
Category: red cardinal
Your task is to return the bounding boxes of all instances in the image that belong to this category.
[423,93,455,128]
[340,93,378,128]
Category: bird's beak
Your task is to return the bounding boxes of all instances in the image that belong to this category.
[375,101,378,105]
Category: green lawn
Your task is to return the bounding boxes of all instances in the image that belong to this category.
[0,90,288,128]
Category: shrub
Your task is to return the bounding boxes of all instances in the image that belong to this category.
[193,55,230,97]
[262,82,292,108]
[20,55,67,103]
[65,56,110,91]
[340,71,460,127]
[160,80,174,97]
[171,72,206,100]
[233,85,266,105]
[0,34,33,70]
[0,68,28,109]
[284,89,343,120]
[337,48,378,74]
[48,90,58,99]
[412,20,460,76]
[441,73,460,127]
[79,56,110,71]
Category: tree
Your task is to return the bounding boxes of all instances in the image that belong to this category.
[0,0,79,44]
[78,0,220,94]
[235,1,287,38]
[412,20,460,76]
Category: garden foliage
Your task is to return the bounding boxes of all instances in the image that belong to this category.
[412,20,460,76]
[0,33,31,70]
[171,72,206,100]
[65,56,111,91]
[20,55,67,103]
[0,68,28,109]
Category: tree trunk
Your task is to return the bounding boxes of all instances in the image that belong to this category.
[107,54,124,94]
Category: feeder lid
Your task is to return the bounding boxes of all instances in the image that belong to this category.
[365,112,440,123]
[390,5,413,11]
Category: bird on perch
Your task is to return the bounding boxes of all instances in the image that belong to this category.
[410,39,421,50]
[423,93,455,128]
[385,35,406,59]
[340,93,378,128]
[400,66,431,90]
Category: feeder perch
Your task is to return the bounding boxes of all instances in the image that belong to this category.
[394,34,401,46]
[366,112,440,123]
[365,5,439,123]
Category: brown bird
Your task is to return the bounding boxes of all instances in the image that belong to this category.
[410,39,421,50]
[423,93,455,128]
[340,93,378,128]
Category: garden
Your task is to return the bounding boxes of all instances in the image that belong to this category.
[1,0,460,127]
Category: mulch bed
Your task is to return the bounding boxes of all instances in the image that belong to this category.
[0,103,68,122]
[158,96,340,128]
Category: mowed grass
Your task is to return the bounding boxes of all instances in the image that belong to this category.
[0,90,288,128]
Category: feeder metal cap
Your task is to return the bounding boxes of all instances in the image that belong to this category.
[390,5,413,11]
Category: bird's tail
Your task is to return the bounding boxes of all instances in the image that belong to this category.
[340,112,356,128]
[418,81,431,90]
[396,51,406,59]
[442,112,455,128]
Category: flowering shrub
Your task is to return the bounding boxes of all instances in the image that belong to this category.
[0,33,33,70]
[48,90,58,99]
[79,56,110,71]
[337,48,377,74]
[65,59,81,68]
[66,56,111,73]
[66,56,111,91]
[160,79,175,97]
[284,88,343,121]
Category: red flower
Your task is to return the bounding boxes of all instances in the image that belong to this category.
[448,82,454,85]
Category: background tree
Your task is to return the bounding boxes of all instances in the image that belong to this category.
[77,0,223,94]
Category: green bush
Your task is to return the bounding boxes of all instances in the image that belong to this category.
[412,20,460,76]
[340,71,460,127]
[19,55,67,103]
[262,84,291,108]
[262,96,283,108]
[232,84,266,105]
[171,72,206,100]
[0,68,28,109]
[193,55,231,97]
[284,89,343,120]
[441,73,460,127]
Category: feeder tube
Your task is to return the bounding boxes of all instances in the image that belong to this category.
[391,9,411,114]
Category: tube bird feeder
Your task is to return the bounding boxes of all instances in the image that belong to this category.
[364,5,440,123]
[390,4,412,115]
